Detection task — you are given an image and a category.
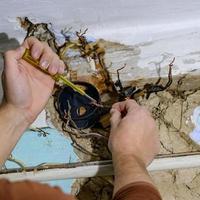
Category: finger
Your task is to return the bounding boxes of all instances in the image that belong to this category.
[4,46,25,63]
[39,49,53,70]
[58,60,65,74]
[112,99,139,113]
[112,102,122,112]
[124,99,140,113]
[48,56,60,75]
[22,37,43,59]
[3,47,25,76]
[110,108,122,130]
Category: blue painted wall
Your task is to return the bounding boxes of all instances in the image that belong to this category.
[5,128,78,193]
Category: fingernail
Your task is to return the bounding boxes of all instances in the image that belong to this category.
[40,60,49,69]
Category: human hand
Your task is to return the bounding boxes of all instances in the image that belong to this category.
[109,99,159,166]
[2,37,65,125]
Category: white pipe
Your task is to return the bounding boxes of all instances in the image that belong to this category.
[1,154,200,182]
[147,154,200,171]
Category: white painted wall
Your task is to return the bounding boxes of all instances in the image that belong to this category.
[1,0,200,78]
[1,0,200,44]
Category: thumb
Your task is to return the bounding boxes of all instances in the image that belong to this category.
[4,46,25,63]
[4,46,25,74]
[3,47,26,86]
[110,108,122,130]
[13,46,25,60]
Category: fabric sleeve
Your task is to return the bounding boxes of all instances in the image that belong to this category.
[113,181,162,200]
[0,179,76,200]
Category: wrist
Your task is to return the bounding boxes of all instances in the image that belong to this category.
[0,103,30,166]
[0,103,30,132]
[110,145,153,167]
[112,151,153,196]
[112,151,146,169]
[109,138,141,160]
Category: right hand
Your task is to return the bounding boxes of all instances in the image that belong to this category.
[3,37,65,125]
[109,99,159,166]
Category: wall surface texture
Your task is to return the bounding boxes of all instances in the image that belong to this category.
[1,1,200,199]
[1,0,200,44]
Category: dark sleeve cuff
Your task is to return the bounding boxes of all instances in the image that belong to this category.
[113,181,162,200]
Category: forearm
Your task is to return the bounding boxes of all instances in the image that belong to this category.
[112,153,154,196]
[0,104,29,167]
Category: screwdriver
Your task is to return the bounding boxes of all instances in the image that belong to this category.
[22,48,98,104]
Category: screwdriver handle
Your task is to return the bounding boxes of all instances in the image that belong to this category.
[22,48,96,102]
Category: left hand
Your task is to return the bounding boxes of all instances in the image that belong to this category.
[109,99,159,166]
[2,37,65,124]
